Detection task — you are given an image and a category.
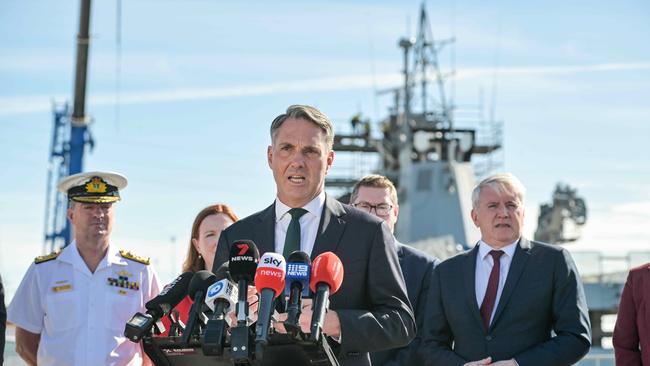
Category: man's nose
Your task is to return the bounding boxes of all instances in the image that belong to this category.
[289,153,305,167]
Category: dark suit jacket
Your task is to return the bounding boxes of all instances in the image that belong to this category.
[213,196,416,366]
[370,243,438,366]
[1,274,6,365]
[419,238,591,366]
[613,263,650,366]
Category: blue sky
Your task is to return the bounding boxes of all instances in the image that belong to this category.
[1,0,649,297]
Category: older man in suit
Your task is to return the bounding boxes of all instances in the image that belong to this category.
[613,262,650,365]
[419,173,591,366]
[213,105,415,366]
[349,174,438,366]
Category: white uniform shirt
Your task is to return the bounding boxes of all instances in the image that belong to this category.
[474,239,518,325]
[274,191,325,257]
[8,242,161,366]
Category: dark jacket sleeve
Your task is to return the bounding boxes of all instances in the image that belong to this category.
[212,229,232,273]
[419,265,468,366]
[513,249,591,366]
[613,269,642,366]
[1,274,6,364]
[335,223,416,355]
[382,260,436,366]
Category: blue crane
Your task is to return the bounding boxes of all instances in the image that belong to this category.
[43,0,94,253]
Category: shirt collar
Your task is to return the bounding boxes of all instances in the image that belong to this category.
[275,191,326,223]
[478,238,519,260]
[58,240,126,270]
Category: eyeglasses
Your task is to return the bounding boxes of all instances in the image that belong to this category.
[352,202,393,216]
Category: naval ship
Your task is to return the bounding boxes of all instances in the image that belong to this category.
[324,4,624,365]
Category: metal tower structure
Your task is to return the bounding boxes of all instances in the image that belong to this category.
[326,2,502,253]
[43,0,94,253]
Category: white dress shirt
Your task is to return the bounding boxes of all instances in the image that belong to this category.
[274,191,325,256]
[474,239,519,326]
[8,241,161,366]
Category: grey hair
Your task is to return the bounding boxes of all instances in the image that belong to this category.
[270,105,334,151]
[471,173,526,209]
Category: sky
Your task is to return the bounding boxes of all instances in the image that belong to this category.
[1,0,649,299]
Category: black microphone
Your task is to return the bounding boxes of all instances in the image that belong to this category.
[228,239,260,324]
[181,270,218,345]
[146,272,194,319]
[284,251,311,338]
[124,272,193,343]
[228,239,259,363]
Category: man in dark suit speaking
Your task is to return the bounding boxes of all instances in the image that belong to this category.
[213,105,415,365]
[419,173,591,366]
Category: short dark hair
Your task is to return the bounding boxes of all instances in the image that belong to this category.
[350,174,398,206]
[270,105,334,150]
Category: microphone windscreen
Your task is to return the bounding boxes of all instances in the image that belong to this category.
[287,250,311,264]
[188,270,218,299]
[146,271,194,312]
[229,239,260,283]
[285,251,311,296]
[255,252,286,296]
[310,251,344,294]
[214,261,231,282]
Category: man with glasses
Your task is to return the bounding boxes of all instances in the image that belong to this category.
[350,174,439,366]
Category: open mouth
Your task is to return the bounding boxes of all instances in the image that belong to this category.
[288,175,305,184]
[495,223,511,228]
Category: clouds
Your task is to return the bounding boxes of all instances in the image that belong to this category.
[2,61,649,117]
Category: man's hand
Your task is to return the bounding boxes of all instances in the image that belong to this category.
[274,299,341,338]
[489,360,518,366]
[228,286,259,326]
[15,326,40,366]
[463,357,492,366]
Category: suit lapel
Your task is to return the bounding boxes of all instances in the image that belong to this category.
[463,244,485,331]
[311,195,346,259]
[254,203,276,255]
[491,238,532,329]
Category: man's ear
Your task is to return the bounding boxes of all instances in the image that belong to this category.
[471,208,479,227]
[325,150,334,172]
[267,145,273,168]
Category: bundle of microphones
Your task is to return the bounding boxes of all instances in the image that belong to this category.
[124,239,344,364]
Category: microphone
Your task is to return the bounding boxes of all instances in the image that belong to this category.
[284,251,311,338]
[254,252,286,359]
[146,271,194,319]
[229,239,260,324]
[181,270,218,345]
[204,262,236,318]
[308,252,344,343]
[228,239,259,363]
[124,272,193,343]
[202,262,238,356]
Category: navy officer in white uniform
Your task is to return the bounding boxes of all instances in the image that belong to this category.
[8,171,161,366]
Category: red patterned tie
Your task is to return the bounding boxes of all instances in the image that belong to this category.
[480,250,504,331]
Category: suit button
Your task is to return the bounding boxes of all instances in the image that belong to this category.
[486,335,493,341]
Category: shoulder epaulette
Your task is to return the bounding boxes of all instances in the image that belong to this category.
[35,250,60,264]
[119,249,150,265]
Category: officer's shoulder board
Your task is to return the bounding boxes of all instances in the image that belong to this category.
[119,249,150,265]
[35,250,60,264]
